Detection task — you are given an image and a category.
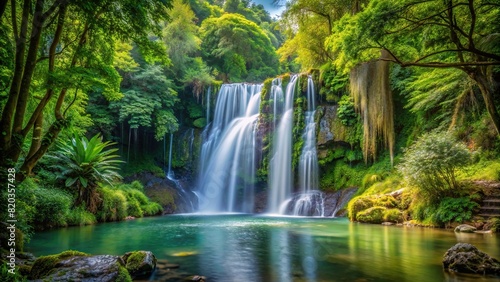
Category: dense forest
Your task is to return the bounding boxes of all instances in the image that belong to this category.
[1,0,500,280]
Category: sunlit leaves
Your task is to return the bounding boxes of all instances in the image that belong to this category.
[200,13,278,81]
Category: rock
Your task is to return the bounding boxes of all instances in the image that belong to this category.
[443,243,500,275]
[186,275,207,281]
[381,222,394,225]
[122,250,157,278]
[454,224,477,233]
[29,251,131,281]
[317,106,336,147]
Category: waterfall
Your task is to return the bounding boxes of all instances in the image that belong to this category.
[299,76,319,192]
[267,75,299,214]
[197,83,262,213]
[206,86,211,123]
[269,75,323,216]
[167,133,174,178]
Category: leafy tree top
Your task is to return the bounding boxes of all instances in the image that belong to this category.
[200,13,279,81]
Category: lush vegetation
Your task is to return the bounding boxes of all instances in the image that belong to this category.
[1,2,500,280]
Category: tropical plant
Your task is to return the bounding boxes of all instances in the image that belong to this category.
[51,133,123,212]
[398,131,471,202]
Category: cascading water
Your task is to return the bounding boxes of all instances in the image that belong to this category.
[279,75,323,216]
[167,133,174,178]
[197,84,262,213]
[267,75,299,214]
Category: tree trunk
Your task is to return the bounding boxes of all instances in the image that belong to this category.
[26,112,43,160]
[470,70,500,135]
[0,0,8,19]
[0,0,30,166]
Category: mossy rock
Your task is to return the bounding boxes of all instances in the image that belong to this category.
[29,250,89,279]
[356,206,387,224]
[383,208,403,223]
[347,196,374,221]
[372,195,397,208]
[29,251,132,282]
[122,250,156,278]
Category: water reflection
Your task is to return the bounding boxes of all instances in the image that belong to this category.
[26,216,500,282]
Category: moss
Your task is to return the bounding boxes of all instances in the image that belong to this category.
[356,206,387,224]
[124,251,146,273]
[372,195,397,208]
[364,176,401,195]
[193,118,207,128]
[383,208,403,223]
[29,250,89,279]
[146,187,176,210]
[347,196,374,221]
[116,263,132,282]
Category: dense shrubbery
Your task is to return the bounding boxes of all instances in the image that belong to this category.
[98,181,163,222]
[411,196,480,227]
[32,187,72,229]
[398,131,471,202]
[15,179,162,230]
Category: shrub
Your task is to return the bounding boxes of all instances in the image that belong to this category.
[142,202,163,216]
[1,263,27,282]
[67,206,97,226]
[337,95,358,126]
[32,187,72,229]
[356,206,386,224]
[97,187,128,222]
[432,197,480,226]
[13,178,37,238]
[127,197,144,218]
[398,131,471,202]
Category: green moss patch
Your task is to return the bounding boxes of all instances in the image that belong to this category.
[29,250,89,279]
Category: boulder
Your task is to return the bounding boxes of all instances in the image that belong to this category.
[454,224,477,233]
[29,251,131,281]
[443,243,500,275]
[122,250,157,278]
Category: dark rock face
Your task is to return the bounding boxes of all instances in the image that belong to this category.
[30,254,130,282]
[443,243,500,275]
[122,250,157,278]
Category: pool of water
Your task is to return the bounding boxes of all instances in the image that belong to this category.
[26,214,500,281]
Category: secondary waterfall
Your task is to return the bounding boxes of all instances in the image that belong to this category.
[276,75,323,216]
[197,83,262,213]
[267,75,299,214]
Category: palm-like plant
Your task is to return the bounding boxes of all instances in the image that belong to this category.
[51,133,123,212]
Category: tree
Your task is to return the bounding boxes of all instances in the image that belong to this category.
[200,13,279,81]
[50,133,123,212]
[277,0,365,69]
[163,0,202,78]
[0,0,172,179]
[112,65,179,141]
[328,0,500,135]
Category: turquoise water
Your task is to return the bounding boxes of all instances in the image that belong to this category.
[27,215,500,281]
